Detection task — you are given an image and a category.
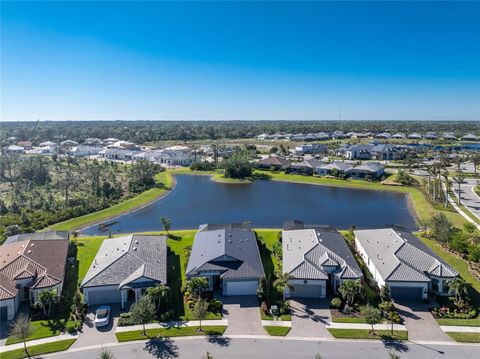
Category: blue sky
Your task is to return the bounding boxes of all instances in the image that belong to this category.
[1,1,479,121]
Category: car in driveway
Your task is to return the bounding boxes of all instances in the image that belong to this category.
[94,305,111,328]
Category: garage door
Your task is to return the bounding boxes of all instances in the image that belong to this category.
[290,284,323,298]
[224,280,258,296]
[85,288,121,306]
[389,286,423,301]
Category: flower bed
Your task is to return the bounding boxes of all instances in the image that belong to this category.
[431,306,477,320]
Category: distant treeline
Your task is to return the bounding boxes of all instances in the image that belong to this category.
[1,120,479,144]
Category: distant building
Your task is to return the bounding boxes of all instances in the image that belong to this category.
[155,146,195,166]
[257,156,291,171]
[60,140,79,147]
[462,133,478,141]
[39,141,58,147]
[316,161,353,176]
[99,148,140,161]
[294,144,327,156]
[70,145,102,157]
[407,133,422,140]
[17,141,32,149]
[348,162,385,179]
[5,145,25,154]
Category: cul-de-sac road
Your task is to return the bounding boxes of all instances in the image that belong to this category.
[46,337,478,359]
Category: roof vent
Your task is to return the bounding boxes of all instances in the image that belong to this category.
[237,246,241,249]
[31,243,35,247]
[135,240,139,244]
[133,247,137,251]
[27,250,32,254]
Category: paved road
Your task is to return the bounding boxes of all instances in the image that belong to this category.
[222,296,265,335]
[288,299,332,338]
[455,178,480,220]
[45,337,479,359]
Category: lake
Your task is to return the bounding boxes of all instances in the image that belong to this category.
[82,174,417,235]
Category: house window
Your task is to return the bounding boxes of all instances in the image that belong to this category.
[432,278,439,292]
[443,280,450,293]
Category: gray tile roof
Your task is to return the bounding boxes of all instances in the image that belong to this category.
[81,235,167,288]
[4,231,69,245]
[350,162,385,173]
[317,162,353,172]
[354,228,457,283]
[283,228,362,281]
[186,225,264,280]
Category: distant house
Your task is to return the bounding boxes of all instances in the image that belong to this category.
[99,148,140,161]
[60,140,79,147]
[331,131,346,139]
[316,161,353,176]
[282,222,362,299]
[84,138,102,146]
[345,145,373,160]
[354,228,458,301]
[371,144,406,161]
[70,145,102,157]
[392,133,406,139]
[5,145,25,154]
[156,146,195,166]
[132,150,163,162]
[462,133,478,141]
[17,141,32,149]
[424,132,438,140]
[257,156,291,171]
[39,141,58,147]
[442,133,456,141]
[186,224,264,296]
[288,158,326,175]
[376,132,391,139]
[4,231,69,245]
[294,144,327,156]
[407,133,422,140]
[0,237,69,321]
[348,162,385,180]
[81,235,167,308]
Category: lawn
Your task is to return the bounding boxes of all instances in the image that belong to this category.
[6,319,66,345]
[264,326,291,336]
[255,229,282,276]
[260,309,292,321]
[435,317,480,327]
[49,171,174,231]
[446,332,480,343]
[115,326,227,342]
[2,339,76,359]
[327,329,408,341]
[76,235,106,283]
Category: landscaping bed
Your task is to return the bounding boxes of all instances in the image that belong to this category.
[2,339,76,359]
[327,329,408,341]
[446,332,480,343]
[264,326,291,336]
[260,309,292,321]
[115,326,227,342]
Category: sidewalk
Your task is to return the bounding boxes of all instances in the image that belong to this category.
[326,322,406,331]
[0,333,77,354]
[115,319,228,333]
[440,326,480,333]
[261,320,292,327]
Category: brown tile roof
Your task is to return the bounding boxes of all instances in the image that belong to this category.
[0,240,69,300]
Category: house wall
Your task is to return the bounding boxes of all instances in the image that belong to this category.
[31,285,61,304]
[0,298,17,321]
[354,237,386,288]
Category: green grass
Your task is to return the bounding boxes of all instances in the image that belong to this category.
[115,326,227,342]
[255,229,281,276]
[446,332,480,343]
[6,319,65,345]
[260,309,292,321]
[2,339,76,359]
[49,171,174,231]
[264,326,291,336]
[76,235,106,283]
[332,317,368,324]
[327,329,408,341]
[435,317,480,327]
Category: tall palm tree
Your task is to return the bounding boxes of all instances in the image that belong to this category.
[448,278,469,308]
[146,284,171,312]
[452,175,466,205]
[34,290,59,318]
[71,230,79,245]
[441,171,450,208]
[273,272,294,301]
[471,154,480,175]
[338,280,361,306]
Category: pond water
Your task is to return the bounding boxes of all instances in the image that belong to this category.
[82,174,417,235]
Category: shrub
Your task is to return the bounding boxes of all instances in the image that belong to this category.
[209,299,223,313]
[159,309,175,322]
[378,301,395,313]
[187,300,195,308]
[260,301,269,314]
[331,297,342,309]
[431,306,477,319]
[66,320,81,333]
[118,312,134,326]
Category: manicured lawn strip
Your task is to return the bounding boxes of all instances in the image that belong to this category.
[77,235,106,283]
[332,317,368,324]
[264,326,291,336]
[49,171,174,231]
[327,329,408,341]
[255,229,282,276]
[6,319,65,345]
[260,309,292,321]
[435,317,480,327]
[446,332,480,343]
[115,326,227,342]
[2,339,76,359]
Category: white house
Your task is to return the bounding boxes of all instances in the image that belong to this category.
[354,228,458,301]
[156,146,195,166]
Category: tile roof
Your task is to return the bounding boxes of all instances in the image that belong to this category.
[186,225,264,280]
[0,239,69,300]
[354,228,457,283]
[81,235,167,289]
[4,231,69,245]
[282,228,362,281]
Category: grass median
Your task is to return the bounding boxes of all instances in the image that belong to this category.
[446,332,480,343]
[115,326,227,342]
[2,339,76,359]
[327,329,408,341]
[264,326,291,336]
[435,317,480,327]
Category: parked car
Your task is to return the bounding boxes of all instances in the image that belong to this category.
[94,305,111,328]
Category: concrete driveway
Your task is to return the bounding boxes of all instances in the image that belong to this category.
[288,299,332,338]
[395,301,452,342]
[71,305,120,348]
[222,296,264,335]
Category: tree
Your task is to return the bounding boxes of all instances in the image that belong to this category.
[127,160,159,193]
[273,272,294,301]
[160,216,171,237]
[417,217,430,234]
[98,347,115,359]
[338,280,362,306]
[10,313,33,356]
[146,284,171,312]
[448,278,469,309]
[257,274,275,304]
[360,305,382,335]
[471,154,480,175]
[71,230,79,245]
[70,289,86,322]
[452,175,466,205]
[186,277,209,299]
[221,152,253,179]
[34,290,60,318]
[192,299,208,332]
[429,213,453,244]
[380,286,390,302]
[130,296,156,335]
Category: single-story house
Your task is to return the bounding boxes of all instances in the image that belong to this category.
[348,162,385,179]
[39,141,58,147]
[376,132,392,139]
[442,133,456,141]
[345,145,374,160]
[294,144,327,156]
[354,228,458,301]
[70,145,102,157]
[4,230,69,245]
[424,132,438,140]
[257,156,291,171]
[5,145,25,154]
[60,140,79,147]
[155,146,195,166]
[17,141,32,149]
[81,234,166,309]
[99,148,141,161]
[462,133,478,141]
[282,221,362,299]
[392,133,406,139]
[316,161,353,176]
[371,144,406,161]
[0,238,69,321]
[288,159,326,175]
[186,224,264,296]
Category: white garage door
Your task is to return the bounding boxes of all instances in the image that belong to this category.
[85,288,121,306]
[224,280,258,296]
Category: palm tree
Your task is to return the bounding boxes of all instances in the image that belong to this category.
[338,280,361,306]
[186,277,209,299]
[146,284,171,312]
[160,216,171,237]
[452,175,466,205]
[273,272,294,301]
[71,230,79,245]
[442,171,450,208]
[471,154,480,175]
[448,278,469,309]
[34,290,59,318]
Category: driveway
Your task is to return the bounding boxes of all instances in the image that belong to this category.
[395,301,452,342]
[71,305,120,348]
[288,299,332,338]
[222,296,264,335]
